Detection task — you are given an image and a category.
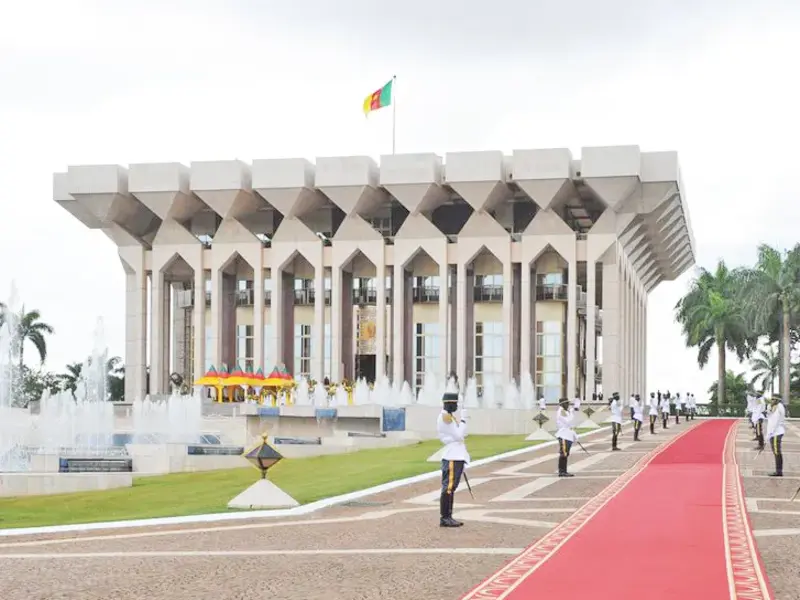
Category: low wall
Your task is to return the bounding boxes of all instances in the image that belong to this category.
[125,444,250,476]
[0,473,133,497]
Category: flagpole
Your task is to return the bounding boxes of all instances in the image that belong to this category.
[391,75,397,155]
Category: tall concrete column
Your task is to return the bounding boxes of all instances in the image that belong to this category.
[150,271,170,394]
[271,269,285,372]
[566,258,578,398]
[253,262,265,373]
[584,259,596,401]
[313,266,325,380]
[502,259,514,382]
[601,256,620,395]
[456,263,468,382]
[193,268,205,380]
[392,266,405,385]
[438,260,450,379]
[642,292,648,395]
[375,261,387,380]
[123,264,147,401]
[331,267,344,381]
[520,264,532,378]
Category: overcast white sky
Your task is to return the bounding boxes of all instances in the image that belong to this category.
[0,0,798,397]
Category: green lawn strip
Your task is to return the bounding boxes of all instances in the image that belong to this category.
[0,433,565,530]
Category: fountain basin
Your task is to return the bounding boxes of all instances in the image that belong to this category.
[0,472,133,497]
[124,444,249,475]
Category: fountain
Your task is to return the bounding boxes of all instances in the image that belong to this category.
[294,378,311,406]
[520,372,535,410]
[313,381,329,407]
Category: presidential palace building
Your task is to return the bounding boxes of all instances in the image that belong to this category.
[54,147,695,403]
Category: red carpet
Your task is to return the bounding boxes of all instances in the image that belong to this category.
[462,420,773,600]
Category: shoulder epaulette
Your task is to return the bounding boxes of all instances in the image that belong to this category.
[443,414,454,424]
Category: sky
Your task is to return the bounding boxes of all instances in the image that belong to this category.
[0,0,798,397]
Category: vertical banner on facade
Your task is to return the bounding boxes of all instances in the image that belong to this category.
[356,306,377,354]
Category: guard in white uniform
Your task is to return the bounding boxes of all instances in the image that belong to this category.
[766,396,785,477]
[573,396,582,413]
[746,394,757,438]
[609,392,623,451]
[648,392,659,434]
[673,392,683,424]
[556,398,577,477]
[437,392,470,527]
[660,391,671,429]
[538,396,547,412]
[631,394,644,441]
[753,396,766,451]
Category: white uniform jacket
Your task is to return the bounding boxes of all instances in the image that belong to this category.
[660,398,670,414]
[610,399,623,424]
[556,407,577,442]
[631,399,644,422]
[751,401,766,426]
[766,403,786,440]
[437,411,471,463]
[648,399,659,417]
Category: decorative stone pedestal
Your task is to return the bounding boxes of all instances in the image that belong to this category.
[525,429,555,442]
[227,479,300,510]
[427,447,446,463]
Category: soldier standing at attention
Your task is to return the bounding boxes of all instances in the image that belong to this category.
[631,394,644,441]
[556,398,577,477]
[753,396,766,452]
[648,392,659,434]
[660,391,671,429]
[437,392,470,528]
[609,392,623,451]
[766,396,785,478]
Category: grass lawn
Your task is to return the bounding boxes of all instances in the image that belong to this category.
[0,432,574,530]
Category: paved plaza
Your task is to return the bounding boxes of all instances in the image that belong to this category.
[0,421,798,599]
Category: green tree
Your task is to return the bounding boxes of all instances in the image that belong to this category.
[741,244,800,402]
[14,307,55,369]
[749,344,780,396]
[707,370,753,404]
[675,260,755,405]
[107,356,125,402]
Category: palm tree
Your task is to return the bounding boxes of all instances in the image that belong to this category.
[14,307,55,369]
[741,244,800,402]
[749,344,780,395]
[675,260,755,406]
[59,362,83,399]
[707,370,753,404]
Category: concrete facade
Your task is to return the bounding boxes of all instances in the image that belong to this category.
[53,146,695,402]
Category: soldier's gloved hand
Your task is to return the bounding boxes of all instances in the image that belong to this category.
[460,408,469,421]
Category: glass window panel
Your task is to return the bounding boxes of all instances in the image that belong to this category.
[475,322,483,335]
[475,357,483,373]
[543,321,561,334]
[543,357,561,372]
[543,336,561,356]
[544,386,561,402]
[542,372,561,386]
[536,356,544,371]
[415,322,424,335]
[536,321,543,333]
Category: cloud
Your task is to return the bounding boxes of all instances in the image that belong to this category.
[0,0,798,395]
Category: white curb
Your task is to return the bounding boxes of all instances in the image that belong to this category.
[0,426,611,538]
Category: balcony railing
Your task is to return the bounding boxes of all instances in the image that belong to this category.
[236,289,254,306]
[352,289,392,305]
[474,284,503,302]
[412,286,440,303]
[536,284,568,301]
[294,288,315,305]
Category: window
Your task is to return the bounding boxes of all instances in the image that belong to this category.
[474,321,503,393]
[294,324,312,378]
[236,325,254,370]
[413,322,441,392]
[476,274,503,287]
[535,320,564,402]
[537,272,564,285]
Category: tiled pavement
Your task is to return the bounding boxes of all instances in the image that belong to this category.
[0,420,798,599]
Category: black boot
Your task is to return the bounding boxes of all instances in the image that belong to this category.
[439,493,463,527]
[650,421,655,435]
[769,455,783,477]
[558,456,574,477]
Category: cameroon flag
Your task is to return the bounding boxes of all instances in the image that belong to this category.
[363,78,393,115]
